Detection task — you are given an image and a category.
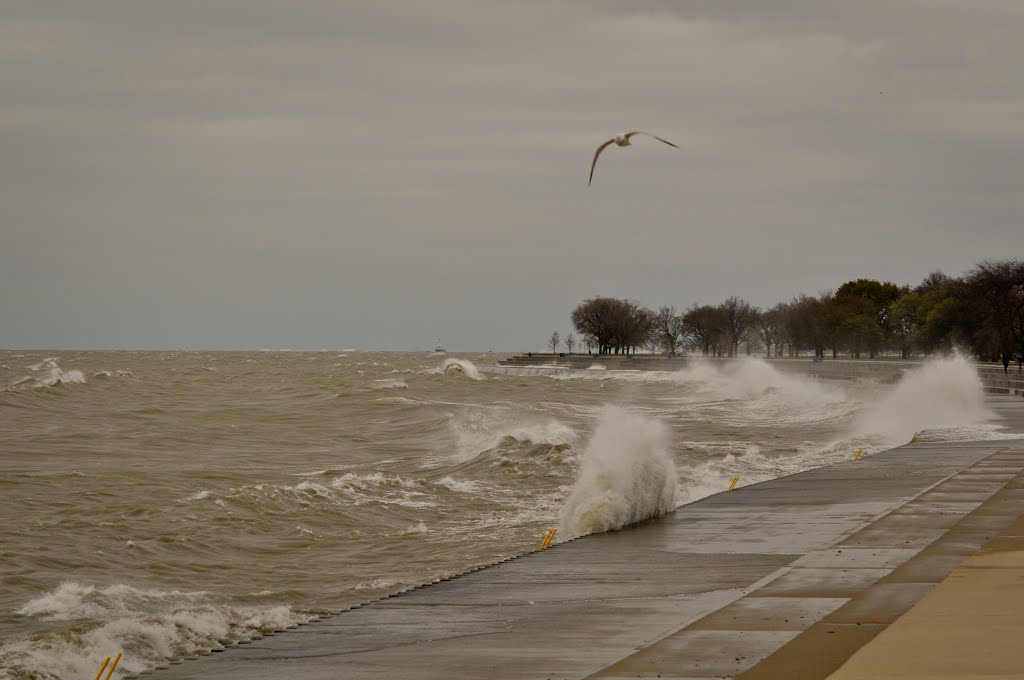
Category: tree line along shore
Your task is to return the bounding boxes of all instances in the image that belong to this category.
[548,259,1024,373]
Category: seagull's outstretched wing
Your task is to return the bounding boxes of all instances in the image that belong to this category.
[624,131,679,148]
[589,138,615,186]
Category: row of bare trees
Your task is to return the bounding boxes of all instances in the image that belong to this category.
[566,296,761,358]
[561,260,1024,372]
[569,297,654,355]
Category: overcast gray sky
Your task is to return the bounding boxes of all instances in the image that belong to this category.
[2,1,1022,350]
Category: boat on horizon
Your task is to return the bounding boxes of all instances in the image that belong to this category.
[434,339,447,353]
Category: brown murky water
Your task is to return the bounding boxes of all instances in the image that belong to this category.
[0,350,1004,678]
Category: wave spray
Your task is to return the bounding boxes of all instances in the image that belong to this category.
[559,407,677,538]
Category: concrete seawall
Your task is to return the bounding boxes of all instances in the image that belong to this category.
[494,355,1024,396]
[141,395,1024,680]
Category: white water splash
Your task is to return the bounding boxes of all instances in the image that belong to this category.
[372,378,408,390]
[15,358,86,389]
[438,358,483,380]
[853,355,994,444]
[559,407,676,538]
[3,582,304,679]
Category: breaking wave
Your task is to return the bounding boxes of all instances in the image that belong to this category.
[420,358,484,380]
[559,407,676,538]
[93,369,133,379]
[440,358,482,379]
[449,412,577,462]
[558,358,831,395]
[185,472,437,510]
[1,582,306,679]
[11,358,86,389]
[372,378,408,390]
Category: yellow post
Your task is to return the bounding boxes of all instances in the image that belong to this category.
[911,432,919,443]
[854,449,863,460]
[728,476,740,491]
[104,653,122,680]
[93,657,111,680]
[540,528,557,549]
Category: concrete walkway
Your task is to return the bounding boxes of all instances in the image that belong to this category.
[819,396,1024,680]
[825,514,1024,679]
[139,397,1024,680]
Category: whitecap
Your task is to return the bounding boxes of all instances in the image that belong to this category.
[372,378,408,390]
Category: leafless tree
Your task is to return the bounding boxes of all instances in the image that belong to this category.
[571,297,653,354]
[610,301,653,354]
[756,307,783,358]
[681,304,725,356]
[571,297,617,354]
[549,331,561,354]
[565,332,575,354]
[718,297,758,357]
[653,306,684,354]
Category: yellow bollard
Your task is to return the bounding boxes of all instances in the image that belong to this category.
[540,528,557,549]
[911,432,919,443]
[104,653,122,680]
[854,449,863,460]
[93,657,111,680]
[728,476,740,491]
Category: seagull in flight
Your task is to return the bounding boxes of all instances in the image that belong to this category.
[589,131,678,186]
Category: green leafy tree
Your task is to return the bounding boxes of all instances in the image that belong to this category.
[962,260,1024,373]
[830,279,902,358]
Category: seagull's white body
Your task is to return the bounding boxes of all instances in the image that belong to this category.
[589,131,678,186]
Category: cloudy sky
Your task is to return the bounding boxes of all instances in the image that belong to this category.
[2,1,1022,350]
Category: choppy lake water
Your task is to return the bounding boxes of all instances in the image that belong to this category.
[0,350,1008,678]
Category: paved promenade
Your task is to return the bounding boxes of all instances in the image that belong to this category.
[140,397,1024,680]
